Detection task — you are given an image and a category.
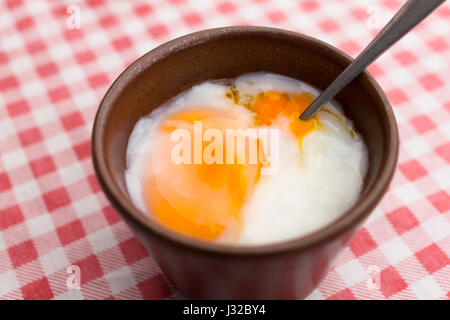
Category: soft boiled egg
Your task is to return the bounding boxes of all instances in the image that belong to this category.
[125,72,369,245]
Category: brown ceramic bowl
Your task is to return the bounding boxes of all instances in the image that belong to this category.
[92,26,398,299]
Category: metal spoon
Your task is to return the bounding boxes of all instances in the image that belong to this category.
[299,0,446,120]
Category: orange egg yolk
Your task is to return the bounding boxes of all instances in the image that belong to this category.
[252,91,319,147]
[144,108,261,241]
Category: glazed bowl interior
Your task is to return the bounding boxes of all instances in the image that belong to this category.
[92,26,398,255]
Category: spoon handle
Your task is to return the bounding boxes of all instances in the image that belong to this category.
[300,0,446,120]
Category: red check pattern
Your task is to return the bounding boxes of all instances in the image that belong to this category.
[0,0,449,300]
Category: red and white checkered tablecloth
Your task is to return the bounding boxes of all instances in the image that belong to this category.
[0,0,449,300]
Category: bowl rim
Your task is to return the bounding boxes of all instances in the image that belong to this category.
[92,26,399,257]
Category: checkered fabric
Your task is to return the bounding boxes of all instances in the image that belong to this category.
[0,0,449,300]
